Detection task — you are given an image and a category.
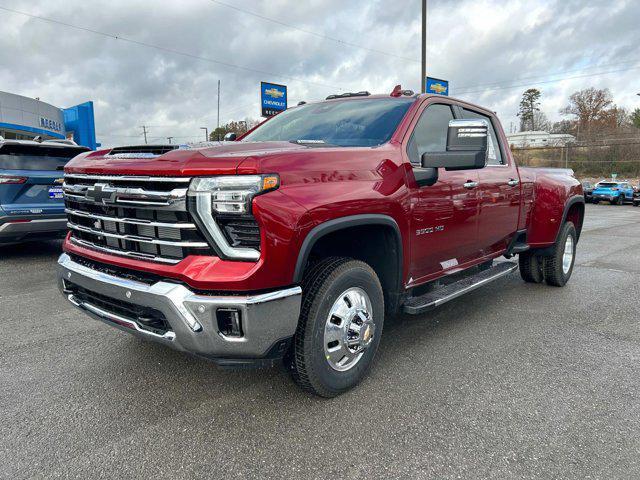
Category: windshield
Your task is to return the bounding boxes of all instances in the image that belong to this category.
[242,98,415,147]
[597,182,618,188]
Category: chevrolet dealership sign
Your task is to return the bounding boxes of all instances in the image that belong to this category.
[39,117,63,133]
[261,82,287,117]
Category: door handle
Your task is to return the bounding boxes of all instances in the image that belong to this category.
[507,178,519,187]
[463,181,478,189]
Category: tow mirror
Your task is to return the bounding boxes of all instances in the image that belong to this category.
[223,132,237,141]
[421,119,489,171]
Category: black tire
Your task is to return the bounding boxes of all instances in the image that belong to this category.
[593,200,599,205]
[289,257,384,397]
[542,222,577,287]
[633,202,639,207]
[618,195,624,205]
[518,252,544,283]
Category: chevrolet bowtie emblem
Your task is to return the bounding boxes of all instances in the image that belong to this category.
[264,88,284,98]
[85,183,117,204]
[429,83,447,94]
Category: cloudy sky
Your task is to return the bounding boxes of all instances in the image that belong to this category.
[1,0,639,146]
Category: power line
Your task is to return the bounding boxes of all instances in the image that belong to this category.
[0,5,343,90]
[454,64,640,96]
[96,133,143,138]
[454,60,640,91]
[207,0,419,64]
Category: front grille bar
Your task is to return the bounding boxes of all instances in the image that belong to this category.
[65,208,196,229]
[64,174,191,183]
[63,183,188,210]
[70,237,182,264]
[67,221,208,248]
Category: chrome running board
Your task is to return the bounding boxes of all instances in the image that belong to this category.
[403,262,518,315]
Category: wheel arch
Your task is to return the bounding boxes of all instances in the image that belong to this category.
[293,214,404,313]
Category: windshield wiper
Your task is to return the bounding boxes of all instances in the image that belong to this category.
[290,139,337,147]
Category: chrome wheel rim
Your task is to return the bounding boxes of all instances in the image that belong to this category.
[323,287,375,372]
[562,235,574,275]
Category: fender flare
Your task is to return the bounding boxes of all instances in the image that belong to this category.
[556,195,585,243]
[292,214,404,289]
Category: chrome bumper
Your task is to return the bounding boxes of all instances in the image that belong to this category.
[57,253,302,361]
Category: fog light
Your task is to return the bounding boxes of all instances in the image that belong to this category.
[217,308,243,337]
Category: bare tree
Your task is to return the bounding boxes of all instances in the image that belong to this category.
[533,111,552,132]
[560,87,613,137]
[551,119,575,135]
[632,108,640,129]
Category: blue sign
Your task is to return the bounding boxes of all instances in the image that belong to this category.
[261,82,287,117]
[426,77,449,96]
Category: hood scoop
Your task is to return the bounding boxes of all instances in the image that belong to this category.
[106,144,182,159]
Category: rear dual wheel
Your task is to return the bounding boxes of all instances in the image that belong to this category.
[518,222,577,287]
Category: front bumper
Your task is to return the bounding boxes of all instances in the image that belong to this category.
[57,253,302,366]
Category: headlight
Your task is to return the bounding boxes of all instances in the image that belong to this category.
[188,175,279,261]
[189,175,279,214]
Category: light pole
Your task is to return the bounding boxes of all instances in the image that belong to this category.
[200,127,208,142]
[217,80,221,140]
[421,0,427,93]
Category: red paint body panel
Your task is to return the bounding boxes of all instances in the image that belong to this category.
[63,95,582,294]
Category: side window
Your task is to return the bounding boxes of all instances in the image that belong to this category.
[462,108,505,166]
[407,104,454,165]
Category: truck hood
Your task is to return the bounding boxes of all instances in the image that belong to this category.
[64,141,312,176]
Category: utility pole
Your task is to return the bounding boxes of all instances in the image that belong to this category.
[167,136,173,144]
[140,125,148,144]
[217,80,221,141]
[200,127,209,142]
[421,0,427,93]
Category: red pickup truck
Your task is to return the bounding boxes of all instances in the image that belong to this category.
[58,88,584,397]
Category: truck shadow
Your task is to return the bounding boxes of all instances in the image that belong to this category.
[0,240,63,260]
[110,275,524,405]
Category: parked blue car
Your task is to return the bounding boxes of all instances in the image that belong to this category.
[591,181,635,205]
[0,138,89,246]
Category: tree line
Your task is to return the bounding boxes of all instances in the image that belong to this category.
[517,87,640,140]
[515,87,640,179]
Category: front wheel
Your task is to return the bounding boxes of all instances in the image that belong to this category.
[289,257,384,397]
[542,222,577,287]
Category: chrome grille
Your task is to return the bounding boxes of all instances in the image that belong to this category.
[63,174,213,264]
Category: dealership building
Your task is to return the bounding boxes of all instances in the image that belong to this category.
[0,91,98,150]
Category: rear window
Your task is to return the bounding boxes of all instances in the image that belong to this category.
[0,145,86,171]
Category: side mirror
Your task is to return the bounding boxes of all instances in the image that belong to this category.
[421,119,489,171]
[223,132,237,141]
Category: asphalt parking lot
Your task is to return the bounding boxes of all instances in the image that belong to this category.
[2,203,640,479]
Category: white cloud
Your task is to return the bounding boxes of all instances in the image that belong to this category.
[1,0,638,146]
